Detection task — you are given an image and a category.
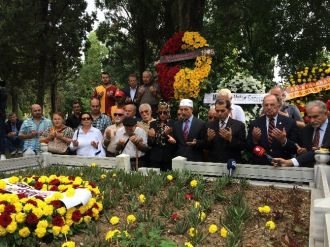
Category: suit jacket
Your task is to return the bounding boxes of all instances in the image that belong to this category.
[5,120,23,135]
[247,114,298,165]
[172,116,206,161]
[123,85,139,104]
[206,118,246,163]
[296,118,330,167]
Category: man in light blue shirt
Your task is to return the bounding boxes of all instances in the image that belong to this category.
[19,104,52,155]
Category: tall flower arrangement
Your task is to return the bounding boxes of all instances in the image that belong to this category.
[156,32,212,100]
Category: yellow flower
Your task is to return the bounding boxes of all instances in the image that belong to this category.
[19,227,30,238]
[266,220,276,230]
[112,173,117,177]
[84,215,92,224]
[167,175,173,181]
[52,226,61,236]
[57,207,66,215]
[184,242,194,247]
[127,214,136,224]
[188,227,197,237]
[90,162,97,167]
[190,179,198,188]
[66,187,75,197]
[110,216,120,225]
[258,205,271,214]
[0,180,6,189]
[138,194,146,203]
[15,212,26,223]
[62,241,75,247]
[220,227,228,238]
[6,221,17,233]
[61,225,70,235]
[194,201,200,208]
[199,211,206,221]
[0,226,5,236]
[37,220,48,229]
[105,229,121,241]
[100,174,107,179]
[35,227,47,238]
[208,224,218,234]
[8,176,19,184]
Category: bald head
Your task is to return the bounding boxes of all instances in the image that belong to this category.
[90,98,101,115]
[31,104,43,119]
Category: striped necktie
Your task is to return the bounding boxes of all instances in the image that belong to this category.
[312,127,320,149]
[268,117,275,143]
[183,119,189,141]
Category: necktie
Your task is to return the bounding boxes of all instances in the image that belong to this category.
[219,120,225,129]
[312,127,320,149]
[268,117,275,143]
[183,120,189,141]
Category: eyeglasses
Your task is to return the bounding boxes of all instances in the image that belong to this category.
[81,117,91,121]
[114,113,124,117]
[158,111,168,115]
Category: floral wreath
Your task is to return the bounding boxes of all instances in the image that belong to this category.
[0,175,102,243]
[284,63,330,115]
[156,32,212,100]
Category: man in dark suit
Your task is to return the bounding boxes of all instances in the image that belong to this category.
[172,99,206,161]
[5,112,23,155]
[272,100,329,167]
[247,94,298,165]
[123,74,139,106]
[206,99,246,163]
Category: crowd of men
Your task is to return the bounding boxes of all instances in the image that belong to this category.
[0,72,329,169]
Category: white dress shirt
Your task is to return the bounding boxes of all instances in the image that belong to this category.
[70,126,105,157]
[231,104,245,123]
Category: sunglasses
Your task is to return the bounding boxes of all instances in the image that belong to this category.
[114,113,124,117]
[81,117,91,121]
[158,111,168,115]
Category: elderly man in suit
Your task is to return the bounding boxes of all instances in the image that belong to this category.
[172,99,206,161]
[247,94,298,165]
[206,99,246,163]
[272,100,329,167]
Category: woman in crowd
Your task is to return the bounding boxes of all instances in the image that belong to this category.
[40,112,73,154]
[69,112,105,157]
[147,102,176,171]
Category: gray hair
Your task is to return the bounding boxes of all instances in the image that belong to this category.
[139,103,152,113]
[306,100,327,113]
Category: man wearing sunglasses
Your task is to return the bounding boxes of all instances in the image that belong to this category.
[206,99,246,163]
[103,108,126,157]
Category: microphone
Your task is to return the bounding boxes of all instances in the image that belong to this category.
[227,159,237,177]
[253,146,275,163]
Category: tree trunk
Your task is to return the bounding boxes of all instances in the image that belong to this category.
[175,0,206,31]
[50,58,57,113]
[136,21,146,77]
[36,0,50,107]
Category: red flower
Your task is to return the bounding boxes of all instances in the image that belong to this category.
[50,200,63,209]
[49,185,58,191]
[34,181,43,190]
[49,179,60,186]
[35,196,44,201]
[68,176,75,181]
[72,210,82,222]
[26,213,38,225]
[0,213,12,227]
[52,215,64,227]
[72,184,80,189]
[326,99,330,111]
[184,193,193,200]
[4,204,16,214]
[88,182,96,188]
[17,193,27,199]
[26,199,37,207]
[160,32,184,55]
[171,213,179,221]
[85,209,93,217]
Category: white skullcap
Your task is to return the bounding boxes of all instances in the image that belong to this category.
[179,99,193,108]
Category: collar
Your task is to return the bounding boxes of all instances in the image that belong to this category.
[319,118,329,132]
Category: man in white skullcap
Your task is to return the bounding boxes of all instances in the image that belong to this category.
[172,99,206,161]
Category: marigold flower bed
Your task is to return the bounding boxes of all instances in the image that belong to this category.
[0,166,310,247]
